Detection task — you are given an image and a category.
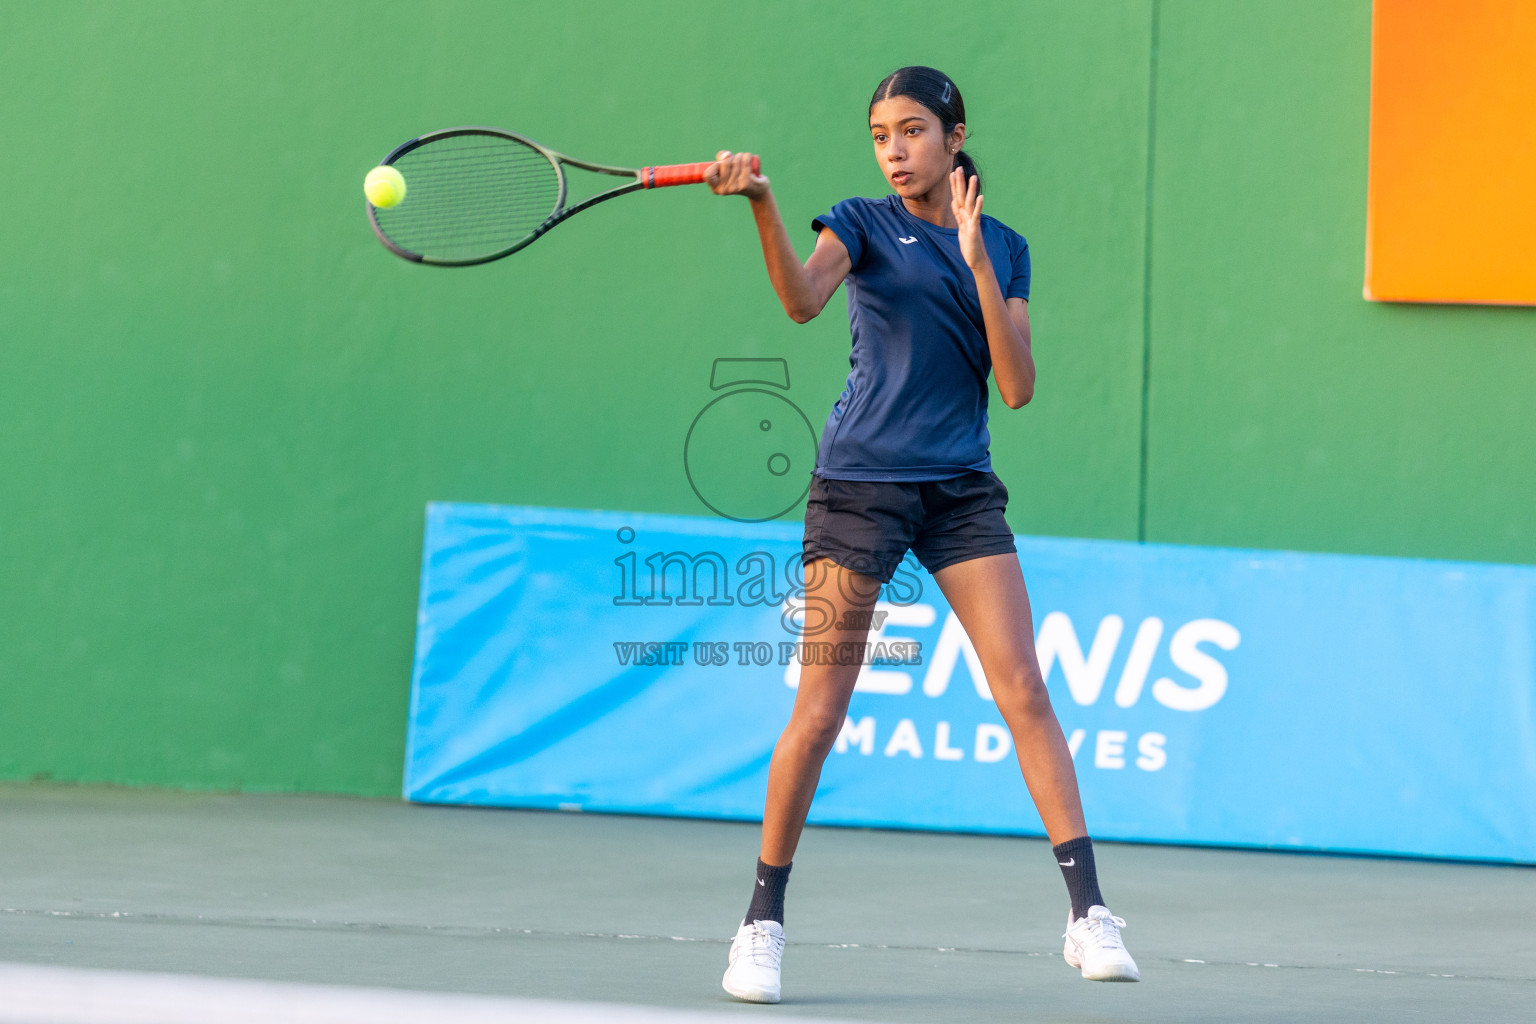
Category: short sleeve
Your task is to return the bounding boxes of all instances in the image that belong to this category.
[811,198,868,271]
[1006,234,1031,301]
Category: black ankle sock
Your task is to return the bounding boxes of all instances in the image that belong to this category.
[1052,837,1105,921]
[743,857,792,926]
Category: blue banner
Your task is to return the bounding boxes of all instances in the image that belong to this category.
[405,502,1536,863]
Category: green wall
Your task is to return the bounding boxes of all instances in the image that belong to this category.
[1146,3,1536,560]
[0,1,1529,796]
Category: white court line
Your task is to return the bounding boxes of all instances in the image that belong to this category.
[0,962,845,1024]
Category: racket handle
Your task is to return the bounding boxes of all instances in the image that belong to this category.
[640,155,760,189]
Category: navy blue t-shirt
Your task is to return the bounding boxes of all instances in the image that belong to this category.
[810,194,1031,481]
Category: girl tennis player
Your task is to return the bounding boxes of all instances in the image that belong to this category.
[703,66,1140,1002]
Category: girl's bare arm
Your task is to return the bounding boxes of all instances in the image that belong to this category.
[705,151,851,323]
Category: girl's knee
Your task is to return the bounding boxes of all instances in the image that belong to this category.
[992,667,1053,718]
[788,706,848,752]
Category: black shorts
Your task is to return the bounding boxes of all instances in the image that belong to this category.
[801,470,1018,585]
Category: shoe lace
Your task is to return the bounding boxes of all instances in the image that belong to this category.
[1086,913,1127,949]
[741,922,785,967]
[1064,912,1128,949]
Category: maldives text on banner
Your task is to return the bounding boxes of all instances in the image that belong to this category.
[405,502,1536,864]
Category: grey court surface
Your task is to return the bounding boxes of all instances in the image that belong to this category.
[1,784,1531,1023]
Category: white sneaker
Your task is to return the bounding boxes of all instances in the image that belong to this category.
[1063,905,1141,982]
[722,919,785,1003]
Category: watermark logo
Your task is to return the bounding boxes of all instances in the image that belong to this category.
[612,526,924,636]
[683,357,817,523]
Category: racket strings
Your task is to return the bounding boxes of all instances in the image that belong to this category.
[372,135,562,262]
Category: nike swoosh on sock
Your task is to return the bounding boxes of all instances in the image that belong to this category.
[1058,858,1075,867]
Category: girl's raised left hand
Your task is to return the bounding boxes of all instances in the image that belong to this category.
[949,165,988,270]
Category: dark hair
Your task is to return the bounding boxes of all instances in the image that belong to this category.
[869,66,979,190]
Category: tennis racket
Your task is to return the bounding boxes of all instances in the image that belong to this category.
[365,127,759,267]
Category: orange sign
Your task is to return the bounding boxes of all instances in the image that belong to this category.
[1365,0,1536,305]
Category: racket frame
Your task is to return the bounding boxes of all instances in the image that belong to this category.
[367,126,646,267]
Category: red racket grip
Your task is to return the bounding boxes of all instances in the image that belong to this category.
[640,155,760,189]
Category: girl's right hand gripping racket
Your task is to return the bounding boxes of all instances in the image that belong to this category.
[364,127,759,266]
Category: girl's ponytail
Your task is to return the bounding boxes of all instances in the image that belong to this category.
[953,148,981,192]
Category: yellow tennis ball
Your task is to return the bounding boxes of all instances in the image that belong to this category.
[364,165,406,208]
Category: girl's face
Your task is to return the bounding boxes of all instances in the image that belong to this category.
[869,95,964,200]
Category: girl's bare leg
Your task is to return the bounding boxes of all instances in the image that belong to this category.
[931,552,1087,843]
[759,557,880,865]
